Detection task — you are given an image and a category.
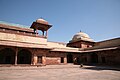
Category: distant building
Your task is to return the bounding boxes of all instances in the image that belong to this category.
[0,19,119,66]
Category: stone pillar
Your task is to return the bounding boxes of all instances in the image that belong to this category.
[36,29,38,35]
[33,54,37,65]
[31,53,34,65]
[42,54,46,65]
[15,48,18,65]
[64,57,67,64]
[42,31,44,36]
[46,30,48,37]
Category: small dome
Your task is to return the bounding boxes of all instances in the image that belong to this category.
[36,18,49,25]
[74,32,90,38]
[72,31,94,42]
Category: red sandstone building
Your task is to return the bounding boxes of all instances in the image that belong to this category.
[0,19,120,66]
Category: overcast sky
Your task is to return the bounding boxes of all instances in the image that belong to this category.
[0,0,120,43]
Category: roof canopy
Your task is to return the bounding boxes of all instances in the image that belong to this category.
[30,19,52,31]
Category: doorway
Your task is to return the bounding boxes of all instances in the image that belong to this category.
[76,57,80,64]
[61,57,64,63]
[17,49,32,64]
[37,56,42,63]
[91,53,98,63]
[67,53,73,63]
[0,48,15,64]
[101,57,106,63]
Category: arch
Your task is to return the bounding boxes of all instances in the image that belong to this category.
[17,49,32,64]
[67,53,73,63]
[0,48,15,64]
[101,57,106,63]
[76,57,81,64]
[74,57,81,65]
[91,53,98,63]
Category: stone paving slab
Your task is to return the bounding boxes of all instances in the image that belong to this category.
[0,64,120,80]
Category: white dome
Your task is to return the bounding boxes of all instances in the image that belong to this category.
[74,32,90,38]
[36,18,49,25]
[72,32,94,42]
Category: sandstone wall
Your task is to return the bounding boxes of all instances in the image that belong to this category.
[46,52,67,65]
[0,32,47,45]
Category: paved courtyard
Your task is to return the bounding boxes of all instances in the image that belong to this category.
[0,64,120,80]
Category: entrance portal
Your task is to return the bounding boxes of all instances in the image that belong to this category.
[17,49,31,64]
[37,56,42,64]
[61,57,64,63]
[0,48,15,64]
[91,53,98,63]
[101,57,106,63]
[76,57,80,64]
[67,53,73,63]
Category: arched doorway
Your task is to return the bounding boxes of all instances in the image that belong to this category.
[91,53,98,63]
[67,53,73,63]
[17,49,32,64]
[0,48,15,64]
[76,57,81,64]
[74,57,81,65]
[101,57,106,63]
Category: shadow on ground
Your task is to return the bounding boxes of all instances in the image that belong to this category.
[82,64,120,71]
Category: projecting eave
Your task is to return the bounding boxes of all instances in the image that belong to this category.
[69,39,95,43]
[0,39,52,49]
[30,22,52,31]
[81,46,119,53]
[50,47,82,53]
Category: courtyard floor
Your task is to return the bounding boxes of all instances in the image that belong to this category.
[0,64,120,80]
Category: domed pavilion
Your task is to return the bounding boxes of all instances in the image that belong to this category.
[67,31,95,48]
[30,18,52,37]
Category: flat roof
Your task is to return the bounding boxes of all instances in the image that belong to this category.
[0,21,34,33]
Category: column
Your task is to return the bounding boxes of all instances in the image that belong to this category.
[32,49,37,65]
[46,30,48,37]
[31,53,34,65]
[15,48,18,65]
[64,57,67,64]
[42,55,46,65]
[36,29,38,35]
[33,54,37,65]
[42,31,44,36]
